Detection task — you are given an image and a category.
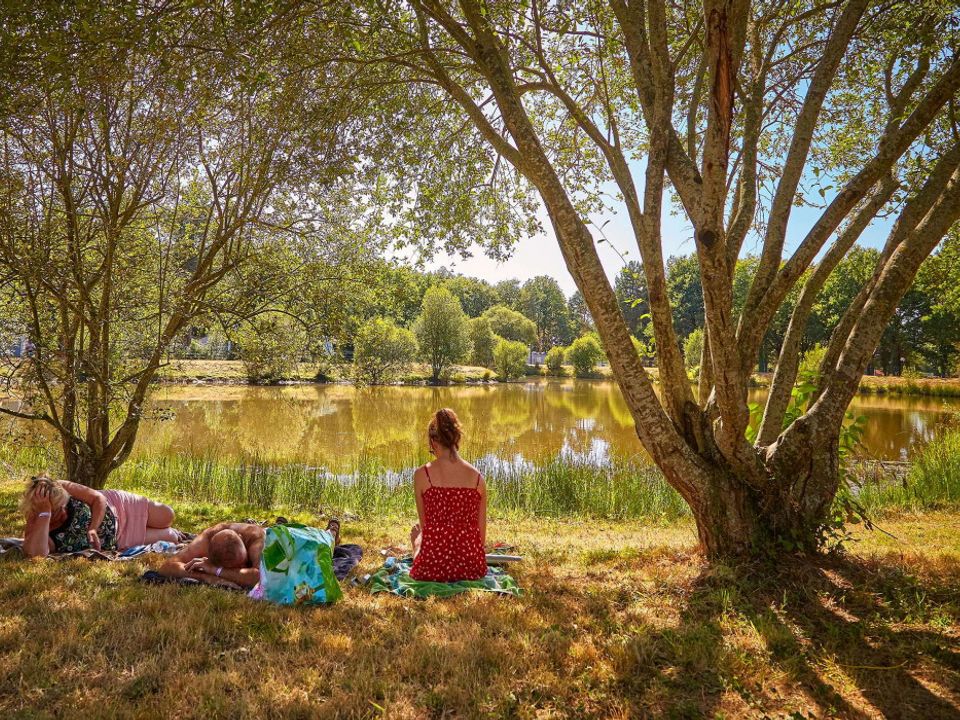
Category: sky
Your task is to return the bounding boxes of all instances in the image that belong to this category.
[426,190,698,296]
[425,183,895,297]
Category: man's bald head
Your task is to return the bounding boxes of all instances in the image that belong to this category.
[208,529,248,568]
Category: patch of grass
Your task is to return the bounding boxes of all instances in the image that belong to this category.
[0,474,957,719]
[858,428,960,513]
[0,438,685,522]
[857,375,960,398]
[101,452,688,522]
[155,360,493,385]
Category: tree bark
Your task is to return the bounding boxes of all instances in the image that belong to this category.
[403,0,960,562]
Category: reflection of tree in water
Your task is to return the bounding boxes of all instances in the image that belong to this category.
[137,391,308,463]
[123,382,960,472]
[347,386,431,464]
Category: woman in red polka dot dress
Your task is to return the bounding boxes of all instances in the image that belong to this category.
[409,408,487,582]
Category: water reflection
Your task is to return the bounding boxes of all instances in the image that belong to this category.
[117,380,960,470]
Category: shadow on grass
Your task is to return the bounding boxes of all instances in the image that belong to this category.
[614,552,960,719]
[0,483,958,718]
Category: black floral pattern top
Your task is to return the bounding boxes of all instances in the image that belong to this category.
[49,497,118,552]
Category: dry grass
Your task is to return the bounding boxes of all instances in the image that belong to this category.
[856,375,960,397]
[0,479,958,719]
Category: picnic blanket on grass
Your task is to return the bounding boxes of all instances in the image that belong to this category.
[1,537,187,561]
[369,556,521,598]
[141,542,363,594]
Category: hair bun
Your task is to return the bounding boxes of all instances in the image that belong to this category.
[429,408,463,450]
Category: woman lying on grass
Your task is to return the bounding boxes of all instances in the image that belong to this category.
[20,474,183,557]
[409,408,488,582]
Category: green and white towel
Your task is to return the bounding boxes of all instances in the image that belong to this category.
[369,557,521,598]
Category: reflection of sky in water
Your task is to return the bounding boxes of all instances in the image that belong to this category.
[476,452,535,475]
[560,436,610,465]
[5,381,960,471]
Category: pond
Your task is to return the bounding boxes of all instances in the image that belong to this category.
[109,380,960,471]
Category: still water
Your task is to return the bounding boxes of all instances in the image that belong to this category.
[121,380,960,470]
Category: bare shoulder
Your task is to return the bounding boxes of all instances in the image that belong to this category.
[412,465,429,490]
[233,523,265,543]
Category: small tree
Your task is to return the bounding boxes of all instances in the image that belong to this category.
[493,338,528,381]
[468,316,497,368]
[566,335,604,378]
[0,5,342,487]
[236,314,307,384]
[482,304,537,345]
[683,329,705,371]
[519,275,574,350]
[545,346,566,376]
[352,317,417,385]
[414,286,472,382]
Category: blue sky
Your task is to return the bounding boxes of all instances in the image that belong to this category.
[427,183,896,297]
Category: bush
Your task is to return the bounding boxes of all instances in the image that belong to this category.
[493,338,529,381]
[311,341,341,382]
[566,334,604,378]
[468,316,497,368]
[414,287,472,382]
[481,305,537,344]
[352,318,417,385]
[683,328,704,370]
[901,366,924,380]
[235,314,307,383]
[799,343,826,381]
[545,346,565,376]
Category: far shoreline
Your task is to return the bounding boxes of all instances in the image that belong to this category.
[153,359,960,398]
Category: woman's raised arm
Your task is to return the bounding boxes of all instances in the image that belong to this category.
[22,490,53,558]
[61,481,108,549]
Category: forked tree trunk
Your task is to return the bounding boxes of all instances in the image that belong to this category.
[655,416,841,557]
[63,441,110,490]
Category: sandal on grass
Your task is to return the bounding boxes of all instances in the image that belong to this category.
[325,518,341,546]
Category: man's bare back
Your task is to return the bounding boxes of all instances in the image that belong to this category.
[159,522,265,589]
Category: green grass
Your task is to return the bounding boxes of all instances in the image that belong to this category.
[86,452,688,523]
[2,432,960,717]
[0,471,958,718]
[856,374,960,397]
[858,428,960,513]
[10,423,960,526]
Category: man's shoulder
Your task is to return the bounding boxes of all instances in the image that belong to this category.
[234,523,266,541]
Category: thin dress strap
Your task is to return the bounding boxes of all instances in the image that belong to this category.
[475,472,481,488]
[424,465,433,486]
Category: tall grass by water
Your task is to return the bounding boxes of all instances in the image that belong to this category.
[857,375,960,397]
[858,428,960,512]
[0,440,688,521]
[6,423,960,521]
[107,452,689,521]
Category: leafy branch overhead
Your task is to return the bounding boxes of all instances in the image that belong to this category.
[323,0,960,558]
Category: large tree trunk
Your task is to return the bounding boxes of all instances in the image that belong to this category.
[681,426,841,557]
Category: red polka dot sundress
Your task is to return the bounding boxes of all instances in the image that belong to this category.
[410,465,488,582]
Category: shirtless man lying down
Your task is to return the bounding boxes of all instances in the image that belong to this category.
[159,519,342,589]
[159,522,265,589]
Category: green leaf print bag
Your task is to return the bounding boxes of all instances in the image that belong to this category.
[256,523,343,605]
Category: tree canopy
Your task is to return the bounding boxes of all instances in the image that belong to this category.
[321,0,960,557]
